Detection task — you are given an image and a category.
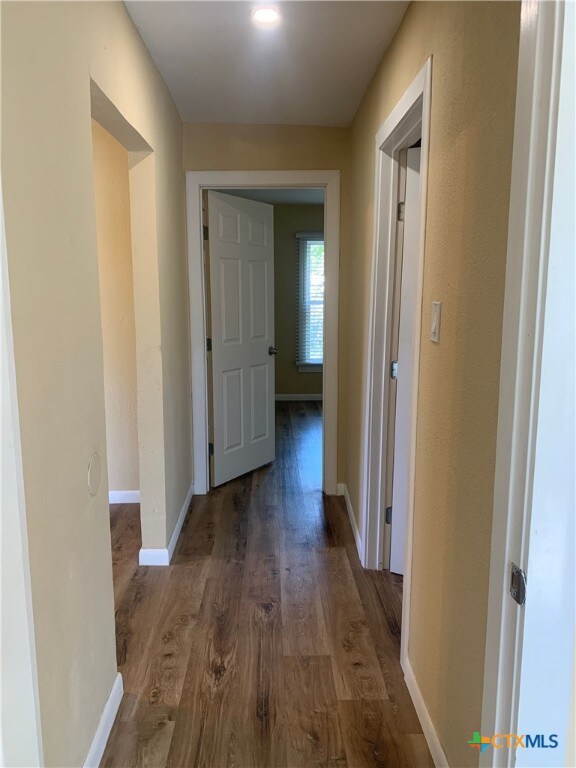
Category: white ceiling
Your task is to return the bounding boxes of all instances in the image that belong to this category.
[125,2,408,126]
[216,187,324,204]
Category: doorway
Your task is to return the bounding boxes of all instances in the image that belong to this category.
[187,171,340,495]
[204,188,325,488]
[362,60,431,680]
[91,120,142,604]
[381,145,422,575]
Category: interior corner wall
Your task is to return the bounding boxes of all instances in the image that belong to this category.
[274,203,324,396]
[183,123,351,481]
[92,120,140,494]
[344,2,521,765]
[1,2,190,765]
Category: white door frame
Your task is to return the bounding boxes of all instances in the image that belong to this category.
[361,60,431,669]
[481,1,569,763]
[186,170,340,495]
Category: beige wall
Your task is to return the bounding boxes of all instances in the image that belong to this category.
[345,2,520,765]
[274,204,324,396]
[183,123,351,479]
[92,120,139,492]
[1,116,44,766]
[1,2,190,765]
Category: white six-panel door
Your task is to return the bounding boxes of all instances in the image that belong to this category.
[207,191,275,486]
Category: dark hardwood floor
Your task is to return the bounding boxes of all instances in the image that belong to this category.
[102,401,431,768]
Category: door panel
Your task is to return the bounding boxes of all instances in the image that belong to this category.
[250,364,269,441]
[248,260,268,340]
[220,259,242,343]
[208,191,275,486]
[222,368,243,452]
[390,148,421,575]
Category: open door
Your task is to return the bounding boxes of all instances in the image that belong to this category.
[207,191,275,487]
[388,147,421,575]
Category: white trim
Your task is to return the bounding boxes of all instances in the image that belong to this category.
[337,483,363,562]
[297,365,323,374]
[402,658,448,768]
[83,672,123,768]
[481,2,566,763]
[361,60,432,678]
[138,481,193,566]
[138,547,169,567]
[108,490,140,504]
[167,481,194,561]
[186,170,340,496]
[275,393,323,402]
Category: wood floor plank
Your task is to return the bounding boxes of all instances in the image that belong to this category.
[281,546,329,657]
[227,504,285,768]
[284,656,347,768]
[165,575,243,768]
[289,401,323,494]
[102,560,208,766]
[338,699,424,768]
[103,402,432,768]
[110,504,141,607]
[228,558,285,768]
[115,566,172,691]
[212,474,251,561]
[322,497,423,735]
[171,494,216,562]
[315,548,388,701]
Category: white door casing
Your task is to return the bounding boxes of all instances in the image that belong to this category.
[187,170,340,497]
[390,147,421,575]
[208,191,275,486]
[363,61,431,576]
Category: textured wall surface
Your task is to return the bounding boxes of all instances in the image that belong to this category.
[1,2,190,764]
[344,3,520,765]
[92,120,140,492]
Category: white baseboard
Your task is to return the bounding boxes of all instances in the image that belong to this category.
[108,490,140,504]
[402,657,448,767]
[337,483,363,562]
[83,672,123,768]
[138,481,194,567]
[167,481,194,560]
[275,393,323,401]
[139,547,170,566]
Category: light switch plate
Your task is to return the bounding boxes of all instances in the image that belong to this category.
[430,301,441,343]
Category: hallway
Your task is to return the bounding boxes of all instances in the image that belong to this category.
[102,402,432,767]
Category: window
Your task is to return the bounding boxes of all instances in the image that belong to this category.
[296,233,324,371]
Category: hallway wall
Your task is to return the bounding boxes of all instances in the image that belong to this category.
[183,123,351,480]
[92,120,140,494]
[344,2,521,765]
[1,2,190,765]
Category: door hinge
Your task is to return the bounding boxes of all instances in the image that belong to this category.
[397,201,405,222]
[385,506,392,525]
[203,224,209,241]
[206,337,212,352]
[390,360,398,380]
[208,442,214,456]
[510,563,527,606]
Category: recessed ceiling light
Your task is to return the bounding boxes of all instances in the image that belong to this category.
[252,7,281,26]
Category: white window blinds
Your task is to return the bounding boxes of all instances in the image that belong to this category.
[296,233,324,367]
